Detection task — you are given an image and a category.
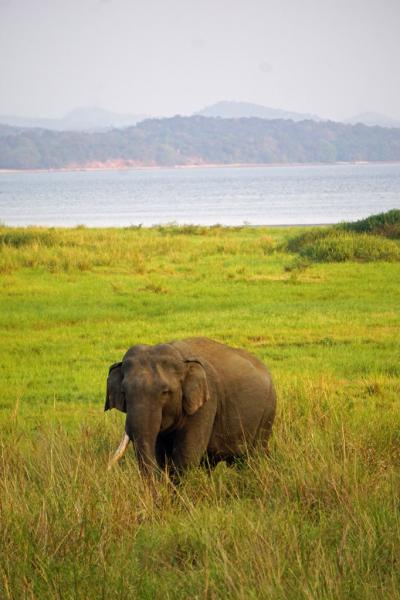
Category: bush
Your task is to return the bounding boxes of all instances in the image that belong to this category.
[339,209,400,238]
[299,232,400,263]
[286,211,400,262]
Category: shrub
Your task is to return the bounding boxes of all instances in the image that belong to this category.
[286,211,400,263]
[339,209,400,238]
[299,232,400,263]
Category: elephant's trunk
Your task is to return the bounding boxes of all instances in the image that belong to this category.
[125,404,162,476]
[132,437,158,475]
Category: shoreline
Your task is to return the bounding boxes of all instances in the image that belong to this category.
[1,160,400,175]
[0,222,345,229]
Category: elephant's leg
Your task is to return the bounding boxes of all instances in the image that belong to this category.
[172,433,209,473]
[107,433,130,470]
[171,404,216,473]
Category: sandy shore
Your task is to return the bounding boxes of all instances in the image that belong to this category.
[1,160,400,174]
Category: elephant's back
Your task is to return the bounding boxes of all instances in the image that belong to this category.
[180,337,275,404]
[182,337,270,376]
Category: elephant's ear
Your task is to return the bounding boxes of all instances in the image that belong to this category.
[105,362,126,413]
[182,359,209,416]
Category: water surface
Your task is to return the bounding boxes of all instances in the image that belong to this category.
[0,163,399,226]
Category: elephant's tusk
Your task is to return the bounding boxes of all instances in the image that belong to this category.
[107,433,130,470]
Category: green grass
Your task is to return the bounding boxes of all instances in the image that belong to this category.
[1,224,399,599]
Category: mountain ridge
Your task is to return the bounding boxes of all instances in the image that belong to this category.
[196,101,321,122]
[2,103,400,131]
[0,106,148,131]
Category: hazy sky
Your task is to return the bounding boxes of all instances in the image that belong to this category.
[1,0,399,121]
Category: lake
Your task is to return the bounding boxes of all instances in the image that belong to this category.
[0,163,399,227]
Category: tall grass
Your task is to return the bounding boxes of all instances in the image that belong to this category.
[0,225,278,274]
[1,379,399,599]
[0,223,399,598]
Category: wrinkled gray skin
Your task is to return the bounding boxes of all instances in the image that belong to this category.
[105,337,276,476]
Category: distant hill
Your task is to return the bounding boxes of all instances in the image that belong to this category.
[196,101,321,122]
[1,116,400,169]
[345,112,400,129]
[0,106,148,131]
[4,103,400,133]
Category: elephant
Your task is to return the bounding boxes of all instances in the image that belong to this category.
[105,337,276,476]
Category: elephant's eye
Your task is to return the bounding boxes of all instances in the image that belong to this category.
[161,388,171,395]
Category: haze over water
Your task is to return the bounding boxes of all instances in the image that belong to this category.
[1,163,399,227]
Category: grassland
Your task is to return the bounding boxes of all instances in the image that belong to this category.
[0,224,399,599]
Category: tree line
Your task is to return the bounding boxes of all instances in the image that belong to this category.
[1,116,400,169]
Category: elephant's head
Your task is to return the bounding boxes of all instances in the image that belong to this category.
[105,344,209,473]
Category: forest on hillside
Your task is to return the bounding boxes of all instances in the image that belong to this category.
[1,116,400,169]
